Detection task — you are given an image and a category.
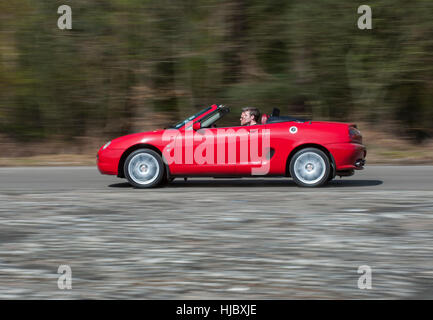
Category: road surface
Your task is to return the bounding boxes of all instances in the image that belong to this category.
[0,165,432,299]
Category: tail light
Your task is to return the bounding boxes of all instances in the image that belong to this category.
[349,125,362,143]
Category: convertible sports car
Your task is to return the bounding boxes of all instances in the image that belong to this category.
[97,104,366,188]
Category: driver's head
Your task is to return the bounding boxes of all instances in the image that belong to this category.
[240,107,260,126]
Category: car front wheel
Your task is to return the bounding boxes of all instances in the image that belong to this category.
[124,149,164,188]
[289,148,330,187]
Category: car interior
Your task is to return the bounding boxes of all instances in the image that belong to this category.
[199,106,308,129]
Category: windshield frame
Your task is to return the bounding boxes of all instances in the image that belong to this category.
[199,106,231,128]
[170,106,214,129]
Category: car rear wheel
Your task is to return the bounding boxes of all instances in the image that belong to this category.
[124,149,164,188]
[289,148,330,187]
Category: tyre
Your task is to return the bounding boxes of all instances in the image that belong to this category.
[124,149,165,188]
[289,147,331,187]
[327,163,336,182]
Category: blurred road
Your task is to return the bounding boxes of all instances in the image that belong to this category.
[0,166,433,299]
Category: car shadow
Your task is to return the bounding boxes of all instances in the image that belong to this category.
[109,179,383,189]
[325,179,383,188]
[109,182,133,188]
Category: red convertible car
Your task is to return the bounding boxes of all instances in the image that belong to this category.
[97,104,366,188]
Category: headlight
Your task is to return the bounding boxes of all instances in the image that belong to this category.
[102,141,111,150]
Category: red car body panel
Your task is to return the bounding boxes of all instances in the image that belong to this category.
[97,104,366,178]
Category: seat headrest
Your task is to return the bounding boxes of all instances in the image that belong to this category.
[261,114,269,124]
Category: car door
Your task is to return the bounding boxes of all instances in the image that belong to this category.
[232,124,269,176]
[189,126,237,175]
[168,120,237,176]
[178,123,264,176]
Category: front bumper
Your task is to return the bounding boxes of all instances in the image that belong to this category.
[97,148,124,175]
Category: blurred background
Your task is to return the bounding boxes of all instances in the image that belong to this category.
[1,0,432,165]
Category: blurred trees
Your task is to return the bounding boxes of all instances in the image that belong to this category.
[0,0,432,143]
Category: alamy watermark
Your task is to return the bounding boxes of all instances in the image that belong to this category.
[358,265,372,289]
[57,265,72,290]
[358,5,372,30]
[161,122,271,175]
[57,5,72,30]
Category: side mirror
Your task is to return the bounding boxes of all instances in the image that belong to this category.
[193,122,201,131]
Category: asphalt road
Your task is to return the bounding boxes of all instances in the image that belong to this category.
[0,165,433,299]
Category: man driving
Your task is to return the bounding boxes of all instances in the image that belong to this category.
[240,107,261,126]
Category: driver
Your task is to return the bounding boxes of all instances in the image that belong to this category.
[240,107,261,126]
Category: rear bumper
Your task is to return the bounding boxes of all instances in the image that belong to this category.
[97,148,123,175]
[325,142,367,171]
